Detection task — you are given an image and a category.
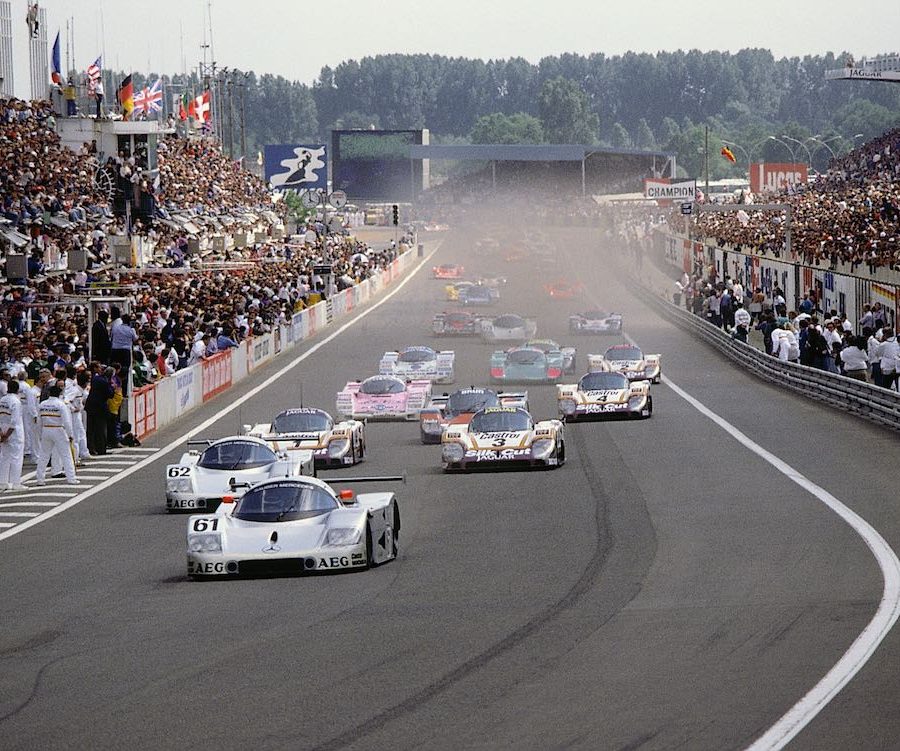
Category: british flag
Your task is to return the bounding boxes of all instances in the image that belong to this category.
[133,79,163,116]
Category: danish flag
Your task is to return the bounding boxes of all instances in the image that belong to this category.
[189,91,211,124]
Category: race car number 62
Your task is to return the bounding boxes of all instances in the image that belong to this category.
[167,466,190,478]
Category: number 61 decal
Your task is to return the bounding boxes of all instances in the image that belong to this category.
[192,518,219,532]
[167,466,190,478]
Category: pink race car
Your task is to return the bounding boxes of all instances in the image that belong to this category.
[336,375,432,421]
[433,263,465,279]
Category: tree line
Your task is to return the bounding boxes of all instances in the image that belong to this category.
[124,48,900,178]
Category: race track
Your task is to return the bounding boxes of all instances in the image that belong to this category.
[1,225,898,751]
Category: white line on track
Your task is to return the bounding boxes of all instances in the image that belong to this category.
[621,331,900,749]
[0,511,39,517]
[0,243,440,543]
[0,523,15,528]
[0,501,63,507]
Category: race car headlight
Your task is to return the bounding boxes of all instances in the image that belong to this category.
[188,533,222,553]
[559,398,577,415]
[442,442,465,463]
[325,527,361,546]
[422,419,444,434]
[327,439,349,458]
[167,477,192,493]
[531,439,555,459]
[628,394,646,409]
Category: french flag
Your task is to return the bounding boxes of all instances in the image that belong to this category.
[50,32,62,85]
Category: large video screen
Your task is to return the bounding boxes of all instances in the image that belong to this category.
[331,130,425,202]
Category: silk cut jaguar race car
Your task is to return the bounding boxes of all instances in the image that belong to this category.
[186,475,401,578]
[432,310,485,336]
[418,387,528,443]
[490,344,569,383]
[336,375,432,421]
[588,344,661,383]
[557,371,652,421]
[245,407,365,468]
[440,406,565,471]
[166,436,315,513]
[480,314,537,342]
[569,310,624,335]
[433,263,465,279]
[380,346,455,384]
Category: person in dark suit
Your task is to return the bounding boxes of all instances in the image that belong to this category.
[91,310,111,365]
[85,365,114,455]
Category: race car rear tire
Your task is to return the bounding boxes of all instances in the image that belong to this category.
[640,396,653,419]
[363,522,373,570]
[391,505,400,559]
[557,440,566,466]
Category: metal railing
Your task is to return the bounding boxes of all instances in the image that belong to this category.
[630,279,900,432]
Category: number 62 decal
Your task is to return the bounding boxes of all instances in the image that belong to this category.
[167,466,190,478]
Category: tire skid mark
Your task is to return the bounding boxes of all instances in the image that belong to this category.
[310,427,619,751]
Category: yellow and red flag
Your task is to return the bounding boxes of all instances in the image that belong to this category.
[118,74,134,121]
[720,146,736,163]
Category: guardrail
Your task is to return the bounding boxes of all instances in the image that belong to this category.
[629,276,900,432]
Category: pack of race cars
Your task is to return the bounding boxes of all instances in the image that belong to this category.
[170,240,662,580]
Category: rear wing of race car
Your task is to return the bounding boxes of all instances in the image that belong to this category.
[498,390,528,408]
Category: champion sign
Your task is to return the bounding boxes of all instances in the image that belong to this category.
[643,179,697,201]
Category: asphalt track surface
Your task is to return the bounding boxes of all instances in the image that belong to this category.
[1,224,898,750]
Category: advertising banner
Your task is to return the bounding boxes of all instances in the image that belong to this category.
[264,144,327,191]
[175,366,198,415]
[643,178,696,201]
[750,163,808,194]
[202,351,232,402]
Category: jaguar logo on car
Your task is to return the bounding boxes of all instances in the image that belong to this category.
[465,448,530,461]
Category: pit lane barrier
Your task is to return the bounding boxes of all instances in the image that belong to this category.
[626,270,900,433]
[130,251,415,440]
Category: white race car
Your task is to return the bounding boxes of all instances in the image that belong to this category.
[480,313,538,342]
[245,407,366,468]
[166,436,315,513]
[557,371,652,421]
[440,406,565,472]
[588,344,661,383]
[568,310,623,335]
[379,346,455,384]
[186,475,401,578]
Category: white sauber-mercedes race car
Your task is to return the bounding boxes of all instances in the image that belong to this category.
[557,371,652,421]
[440,406,565,472]
[568,310,623,335]
[166,436,315,513]
[186,474,402,578]
[245,407,365,468]
[379,346,455,384]
[588,344,661,383]
[480,313,538,342]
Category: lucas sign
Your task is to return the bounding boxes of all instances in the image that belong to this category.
[750,163,808,194]
[643,178,696,201]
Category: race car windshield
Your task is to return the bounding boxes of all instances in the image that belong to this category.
[273,411,332,433]
[493,315,525,328]
[446,313,470,323]
[583,311,609,320]
[524,340,557,354]
[579,372,629,391]
[464,287,490,297]
[446,390,499,416]
[234,483,338,522]
[606,347,643,361]
[507,349,544,364]
[198,441,277,470]
[470,410,531,433]
[398,349,435,363]
[360,377,405,395]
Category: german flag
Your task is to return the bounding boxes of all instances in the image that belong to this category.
[720,146,736,163]
[118,74,134,121]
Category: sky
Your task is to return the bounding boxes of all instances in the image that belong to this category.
[49,0,900,83]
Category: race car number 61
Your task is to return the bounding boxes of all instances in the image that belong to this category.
[192,518,219,532]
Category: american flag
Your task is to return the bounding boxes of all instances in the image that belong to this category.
[87,56,102,94]
[133,79,163,116]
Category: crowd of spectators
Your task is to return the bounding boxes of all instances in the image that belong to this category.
[690,128,900,271]
[0,97,412,407]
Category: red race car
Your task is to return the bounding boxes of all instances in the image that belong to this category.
[433,263,465,279]
[544,280,585,300]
